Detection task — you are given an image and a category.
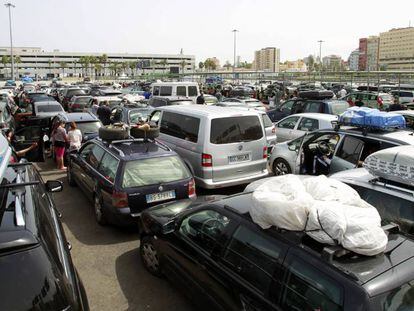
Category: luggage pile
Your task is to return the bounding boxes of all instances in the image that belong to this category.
[249,175,388,256]
[340,107,406,130]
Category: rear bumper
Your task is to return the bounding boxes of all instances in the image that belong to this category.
[195,170,269,189]
[104,205,137,226]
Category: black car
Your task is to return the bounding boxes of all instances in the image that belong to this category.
[147,96,193,108]
[67,136,195,226]
[267,91,349,122]
[139,192,414,311]
[110,104,154,125]
[61,88,86,110]
[0,143,89,310]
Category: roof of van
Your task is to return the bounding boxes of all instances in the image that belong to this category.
[159,105,262,118]
[151,82,198,86]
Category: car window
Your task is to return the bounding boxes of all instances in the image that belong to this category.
[160,86,172,96]
[98,152,119,183]
[278,116,300,129]
[179,209,230,253]
[368,94,377,100]
[400,91,414,98]
[282,257,343,311]
[160,112,200,143]
[2,105,10,120]
[298,117,319,131]
[153,86,160,96]
[336,136,364,166]
[80,143,95,160]
[351,185,414,235]
[210,116,263,144]
[87,145,105,169]
[371,280,414,311]
[281,101,294,113]
[36,105,64,113]
[150,111,161,123]
[304,102,322,113]
[188,86,198,97]
[15,126,41,140]
[262,114,273,128]
[223,225,283,293]
[176,86,186,96]
[122,155,191,188]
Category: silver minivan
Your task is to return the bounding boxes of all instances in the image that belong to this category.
[151,105,269,189]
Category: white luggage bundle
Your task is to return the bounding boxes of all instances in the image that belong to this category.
[249,175,388,256]
[363,146,414,187]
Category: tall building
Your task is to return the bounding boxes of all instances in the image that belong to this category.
[348,49,360,71]
[253,47,280,72]
[322,55,342,71]
[0,46,195,78]
[379,27,414,71]
[358,38,368,71]
[367,36,379,71]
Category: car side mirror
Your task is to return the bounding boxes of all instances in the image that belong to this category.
[46,180,63,193]
[43,134,49,142]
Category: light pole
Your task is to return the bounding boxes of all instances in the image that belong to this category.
[5,3,15,80]
[317,40,324,68]
[232,29,238,75]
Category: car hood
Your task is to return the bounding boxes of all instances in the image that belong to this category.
[330,167,374,183]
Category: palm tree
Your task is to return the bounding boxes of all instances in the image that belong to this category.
[89,56,97,77]
[1,55,10,77]
[14,55,21,78]
[121,61,128,75]
[180,60,186,73]
[129,61,137,77]
[94,63,103,78]
[198,61,204,71]
[109,62,120,76]
[99,54,108,77]
[48,59,53,75]
[59,61,67,77]
[159,59,168,75]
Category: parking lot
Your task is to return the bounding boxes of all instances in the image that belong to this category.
[36,160,244,311]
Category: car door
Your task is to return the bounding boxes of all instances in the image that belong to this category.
[275,116,301,142]
[71,143,94,192]
[219,223,287,310]
[160,208,237,310]
[82,144,106,195]
[268,100,295,122]
[330,135,365,175]
[296,117,319,138]
[14,125,44,162]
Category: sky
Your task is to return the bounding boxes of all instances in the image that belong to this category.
[1,0,414,65]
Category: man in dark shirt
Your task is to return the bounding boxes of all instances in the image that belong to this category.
[97,101,112,125]
[388,97,406,111]
[196,91,205,105]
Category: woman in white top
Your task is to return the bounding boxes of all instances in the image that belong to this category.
[68,122,83,152]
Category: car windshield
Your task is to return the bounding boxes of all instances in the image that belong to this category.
[75,121,102,135]
[75,97,91,104]
[36,105,64,113]
[210,115,263,144]
[330,101,349,115]
[67,89,85,96]
[129,109,152,123]
[371,280,414,310]
[107,100,122,108]
[122,156,191,188]
[381,94,393,101]
[168,100,193,106]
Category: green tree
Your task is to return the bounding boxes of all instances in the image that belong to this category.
[204,58,217,71]
[94,63,103,78]
[129,61,137,77]
[198,61,204,70]
[99,54,108,77]
[14,55,21,78]
[306,55,315,72]
[89,56,98,77]
[223,60,232,70]
[1,55,10,76]
[159,59,168,74]
[59,61,67,77]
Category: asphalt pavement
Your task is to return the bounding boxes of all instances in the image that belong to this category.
[36,159,245,311]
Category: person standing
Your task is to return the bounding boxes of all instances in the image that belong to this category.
[196,91,205,105]
[97,100,112,125]
[53,120,69,170]
[67,122,83,152]
[338,87,347,98]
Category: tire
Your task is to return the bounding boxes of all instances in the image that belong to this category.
[130,126,159,139]
[272,158,292,176]
[140,236,163,277]
[99,124,128,141]
[94,192,107,226]
[67,164,76,187]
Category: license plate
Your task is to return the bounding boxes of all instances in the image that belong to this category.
[146,190,176,203]
[229,153,250,163]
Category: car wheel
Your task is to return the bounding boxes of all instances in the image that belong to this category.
[273,158,291,176]
[67,164,76,187]
[94,193,107,226]
[140,236,162,277]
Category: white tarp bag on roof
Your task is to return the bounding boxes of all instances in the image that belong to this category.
[249,175,388,256]
[363,145,414,187]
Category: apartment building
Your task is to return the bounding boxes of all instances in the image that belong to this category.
[379,27,414,71]
[253,47,280,72]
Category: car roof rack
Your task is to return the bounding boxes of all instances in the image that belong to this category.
[369,177,414,196]
[104,136,170,153]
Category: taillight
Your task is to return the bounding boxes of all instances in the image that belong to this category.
[188,178,196,198]
[112,190,128,208]
[202,153,212,167]
[263,146,267,159]
[72,103,80,109]
[271,125,276,134]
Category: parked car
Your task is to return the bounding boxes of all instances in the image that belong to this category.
[275,113,337,143]
[50,112,102,142]
[20,91,50,105]
[0,100,15,131]
[84,96,123,114]
[147,96,193,108]
[68,95,93,112]
[110,105,154,125]
[229,86,255,97]
[67,137,195,225]
[220,97,266,111]
[341,92,393,110]
[0,138,89,310]
[393,110,414,129]
[139,191,414,311]
[204,94,219,105]
[61,87,86,110]
[150,105,269,189]
[269,127,414,176]
[14,100,64,128]
[90,88,122,97]
[267,96,349,122]
[389,90,414,104]
[151,82,200,103]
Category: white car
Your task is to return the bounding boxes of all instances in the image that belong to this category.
[392,110,414,129]
[275,113,338,143]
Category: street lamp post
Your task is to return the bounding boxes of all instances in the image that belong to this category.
[232,29,238,76]
[317,40,324,67]
[5,2,15,80]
